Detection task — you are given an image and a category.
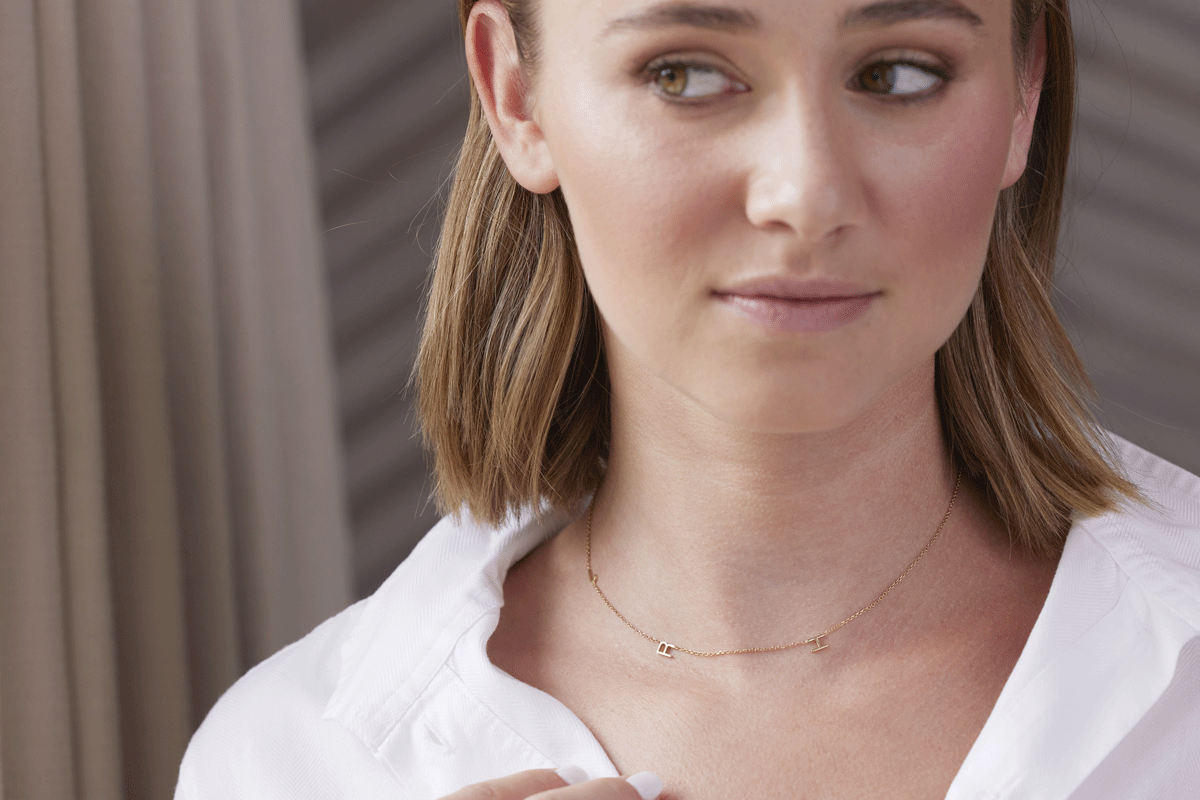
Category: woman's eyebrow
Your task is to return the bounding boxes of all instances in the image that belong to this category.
[843,0,985,30]
[602,3,762,37]
[601,1,984,39]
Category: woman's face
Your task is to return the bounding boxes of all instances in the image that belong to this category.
[497,0,1040,433]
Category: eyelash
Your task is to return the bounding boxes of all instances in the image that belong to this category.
[641,56,952,105]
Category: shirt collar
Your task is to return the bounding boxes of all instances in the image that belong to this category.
[949,437,1200,798]
[324,436,1199,797]
[323,504,571,749]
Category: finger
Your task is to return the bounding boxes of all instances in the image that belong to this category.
[529,772,663,800]
[442,767,584,800]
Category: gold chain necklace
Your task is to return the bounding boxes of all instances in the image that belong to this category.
[586,471,961,659]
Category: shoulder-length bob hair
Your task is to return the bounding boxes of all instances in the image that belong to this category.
[417,0,1139,556]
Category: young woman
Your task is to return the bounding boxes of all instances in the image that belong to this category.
[175,0,1200,798]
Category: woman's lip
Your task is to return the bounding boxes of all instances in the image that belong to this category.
[715,277,877,301]
[716,292,879,333]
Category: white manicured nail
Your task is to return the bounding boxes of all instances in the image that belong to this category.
[555,765,589,785]
[626,771,664,800]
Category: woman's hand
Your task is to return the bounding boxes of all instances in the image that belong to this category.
[441,767,663,800]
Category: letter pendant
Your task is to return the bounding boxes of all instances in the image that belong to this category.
[810,635,828,653]
[656,641,676,658]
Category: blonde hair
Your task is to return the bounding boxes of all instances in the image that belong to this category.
[417,0,1139,555]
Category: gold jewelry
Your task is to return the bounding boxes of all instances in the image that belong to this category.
[586,470,961,659]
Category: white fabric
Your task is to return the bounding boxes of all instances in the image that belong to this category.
[175,436,1200,799]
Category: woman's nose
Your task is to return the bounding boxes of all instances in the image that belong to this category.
[743,96,864,246]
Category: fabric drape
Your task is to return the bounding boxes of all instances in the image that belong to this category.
[0,0,354,798]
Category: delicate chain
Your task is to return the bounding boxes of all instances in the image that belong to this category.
[586,471,961,658]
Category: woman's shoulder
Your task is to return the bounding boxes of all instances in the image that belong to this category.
[948,436,1200,798]
[1111,433,1200,513]
[174,597,383,799]
[1076,434,1200,626]
[175,508,564,798]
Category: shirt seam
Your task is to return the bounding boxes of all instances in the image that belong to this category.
[333,596,500,750]
[442,656,559,766]
[1081,525,1200,635]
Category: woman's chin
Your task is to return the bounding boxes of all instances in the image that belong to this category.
[686,388,878,438]
[675,359,936,439]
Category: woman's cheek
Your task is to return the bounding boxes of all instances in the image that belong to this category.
[877,106,1012,286]
[554,101,730,289]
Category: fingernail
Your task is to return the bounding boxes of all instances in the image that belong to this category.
[555,765,589,786]
[626,771,664,800]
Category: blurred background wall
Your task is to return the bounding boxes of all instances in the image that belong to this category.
[298,0,1200,600]
[301,0,465,597]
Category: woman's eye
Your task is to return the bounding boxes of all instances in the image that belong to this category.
[855,62,943,97]
[649,63,745,100]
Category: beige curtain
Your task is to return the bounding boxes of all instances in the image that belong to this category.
[0,0,354,797]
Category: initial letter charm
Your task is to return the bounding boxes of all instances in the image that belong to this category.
[656,641,676,658]
[810,635,828,653]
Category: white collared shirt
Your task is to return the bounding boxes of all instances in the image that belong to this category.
[175,436,1200,799]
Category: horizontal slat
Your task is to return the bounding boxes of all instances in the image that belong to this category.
[343,402,428,511]
[318,116,465,280]
[314,43,468,204]
[334,293,423,427]
[307,0,462,128]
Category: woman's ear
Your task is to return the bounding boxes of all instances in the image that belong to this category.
[1001,11,1049,189]
[465,0,560,194]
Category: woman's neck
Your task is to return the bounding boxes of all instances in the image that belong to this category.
[583,357,971,655]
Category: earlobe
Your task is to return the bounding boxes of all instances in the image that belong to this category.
[465,0,560,194]
[1002,12,1049,189]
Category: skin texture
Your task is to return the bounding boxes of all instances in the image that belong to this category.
[462,0,1058,797]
